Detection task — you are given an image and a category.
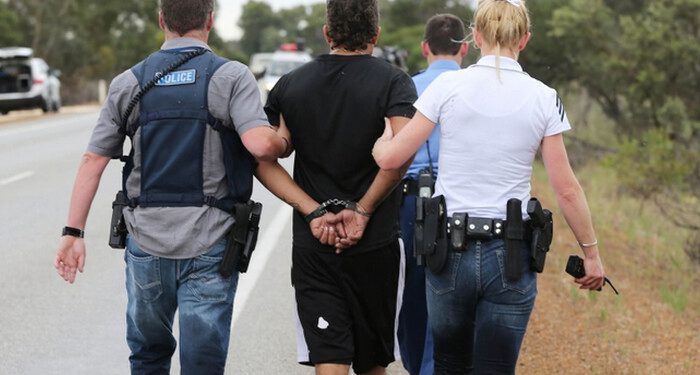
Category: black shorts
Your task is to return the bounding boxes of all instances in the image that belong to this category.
[292,240,401,374]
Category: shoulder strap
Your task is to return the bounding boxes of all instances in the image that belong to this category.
[118,48,208,137]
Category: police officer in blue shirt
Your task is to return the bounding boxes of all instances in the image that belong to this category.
[54,1,290,373]
[397,14,468,375]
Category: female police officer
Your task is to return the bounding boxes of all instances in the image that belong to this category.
[372,0,606,373]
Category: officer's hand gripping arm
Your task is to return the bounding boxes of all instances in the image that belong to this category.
[373,112,436,170]
[241,126,291,162]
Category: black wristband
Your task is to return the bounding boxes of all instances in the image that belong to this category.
[62,226,84,238]
[304,205,328,223]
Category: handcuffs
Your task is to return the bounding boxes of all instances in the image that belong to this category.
[304,199,371,223]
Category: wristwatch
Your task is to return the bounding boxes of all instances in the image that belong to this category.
[62,226,84,238]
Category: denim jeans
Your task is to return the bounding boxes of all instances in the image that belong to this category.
[124,237,239,375]
[397,192,434,375]
[426,239,537,375]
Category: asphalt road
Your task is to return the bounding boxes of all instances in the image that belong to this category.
[0,110,407,375]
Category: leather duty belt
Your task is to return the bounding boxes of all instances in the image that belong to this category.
[447,214,531,252]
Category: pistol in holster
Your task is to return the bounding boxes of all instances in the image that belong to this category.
[527,198,553,273]
[109,191,129,249]
[414,195,449,274]
[219,201,263,277]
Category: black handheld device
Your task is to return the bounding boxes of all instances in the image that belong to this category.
[565,255,619,295]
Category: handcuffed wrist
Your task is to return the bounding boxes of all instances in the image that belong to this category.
[351,202,372,217]
[304,203,328,223]
[305,199,372,223]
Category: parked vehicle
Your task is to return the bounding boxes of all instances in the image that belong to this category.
[257,51,312,103]
[0,47,61,115]
[372,46,409,73]
[249,52,274,80]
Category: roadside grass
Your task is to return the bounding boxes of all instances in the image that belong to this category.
[524,160,700,373]
[530,90,698,315]
[531,162,698,315]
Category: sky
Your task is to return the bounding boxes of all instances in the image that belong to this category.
[215,0,322,41]
[215,0,479,41]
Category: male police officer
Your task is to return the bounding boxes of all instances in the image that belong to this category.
[54,0,290,373]
[396,14,467,375]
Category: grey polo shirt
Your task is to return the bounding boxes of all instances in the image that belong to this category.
[87,37,269,258]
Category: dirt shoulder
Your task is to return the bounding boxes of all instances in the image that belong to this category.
[518,173,700,374]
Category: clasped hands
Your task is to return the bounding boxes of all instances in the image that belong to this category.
[309,208,371,254]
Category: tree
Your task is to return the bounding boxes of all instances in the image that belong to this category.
[0,2,23,46]
[238,1,278,56]
[545,0,700,254]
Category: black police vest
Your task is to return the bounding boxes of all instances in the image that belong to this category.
[123,48,254,213]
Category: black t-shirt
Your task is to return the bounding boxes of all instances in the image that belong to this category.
[265,54,417,253]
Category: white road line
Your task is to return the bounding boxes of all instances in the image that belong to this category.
[232,205,292,328]
[0,171,35,186]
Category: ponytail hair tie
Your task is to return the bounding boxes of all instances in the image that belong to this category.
[505,0,522,7]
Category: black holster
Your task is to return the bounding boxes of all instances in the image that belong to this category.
[505,199,524,281]
[109,191,129,249]
[527,198,553,273]
[219,201,262,277]
[413,169,436,266]
[414,195,448,274]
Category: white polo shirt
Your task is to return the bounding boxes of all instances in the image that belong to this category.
[414,55,571,219]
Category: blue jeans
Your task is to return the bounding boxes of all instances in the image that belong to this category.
[397,192,434,375]
[426,239,537,375]
[124,237,239,375]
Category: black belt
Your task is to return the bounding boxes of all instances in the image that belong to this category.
[447,214,531,251]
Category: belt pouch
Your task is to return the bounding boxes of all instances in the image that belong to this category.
[422,195,448,274]
[238,201,262,273]
[109,191,129,249]
[419,195,442,257]
[505,199,524,281]
[450,213,467,251]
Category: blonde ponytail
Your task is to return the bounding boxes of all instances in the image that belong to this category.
[473,0,530,79]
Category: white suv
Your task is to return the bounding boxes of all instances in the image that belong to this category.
[257,51,312,103]
[0,47,61,115]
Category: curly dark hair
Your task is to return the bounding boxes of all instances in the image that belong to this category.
[160,0,214,36]
[326,0,379,51]
[424,14,467,56]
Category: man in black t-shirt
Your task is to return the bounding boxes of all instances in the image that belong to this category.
[255,0,417,374]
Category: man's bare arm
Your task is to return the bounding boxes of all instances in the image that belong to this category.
[336,116,415,251]
[255,160,341,246]
[55,152,111,283]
